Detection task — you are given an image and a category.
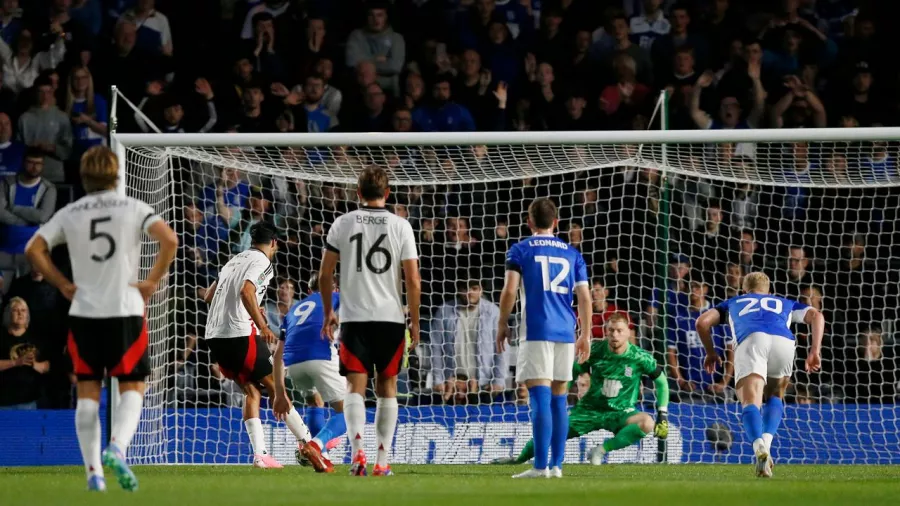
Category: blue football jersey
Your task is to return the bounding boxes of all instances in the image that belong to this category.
[715,294,810,345]
[505,235,589,343]
[280,292,340,366]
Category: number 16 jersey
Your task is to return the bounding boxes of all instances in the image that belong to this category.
[325,206,417,324]
[36,190,162,318]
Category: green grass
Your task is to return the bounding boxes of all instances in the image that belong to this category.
[3,465,899,506]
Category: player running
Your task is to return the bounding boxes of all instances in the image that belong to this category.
[315,166,421,477]
[273,272,347,473]
[202,222,312,468]
[497,314,670,466]
[697,271,824,478]
[497,198,592,479]
[25,146,178,491]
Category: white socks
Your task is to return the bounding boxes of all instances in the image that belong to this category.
[245,418,267,456]
[75,399,103,479]
[344,392,366,456]
[375,397,398,467]
[110,390,143,453]
[752,438,767,456]
[762,433,774,452]
[285,408,312,444]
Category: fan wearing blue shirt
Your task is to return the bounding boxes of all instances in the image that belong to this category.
[497,199,592,479]
[273,273,346,473]
[697,271,824,478]
[412,76,476,132]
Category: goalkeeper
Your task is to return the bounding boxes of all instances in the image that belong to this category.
[499,313,670,465]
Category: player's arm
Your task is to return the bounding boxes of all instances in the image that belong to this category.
[271,335,291,419]
[402,258,421,349]
[25,233,75,301]
[574,282,592,363]
[803,307,825,372]
[695,308,723,373]
[200,281,217,305]
[134,220,179,302]
[651,366,671,439]
[241,280,274,343]
[496,269,520,353]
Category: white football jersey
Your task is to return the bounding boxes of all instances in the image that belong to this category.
[37,190,163,318]
[325,206,417,323]
[205,248,274,339]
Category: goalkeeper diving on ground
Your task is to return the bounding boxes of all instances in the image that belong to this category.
[496,313,670,466]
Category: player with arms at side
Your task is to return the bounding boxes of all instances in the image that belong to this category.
[498,314,670,466]
[497,198,592,479]
[314,166,420,477]
[697,271,824,477]
[201,222,312,468]
[25,146,178,491]
[273,272,347,473]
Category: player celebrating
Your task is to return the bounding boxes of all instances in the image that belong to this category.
[273,272,347,473]
[25,146,178,491]
[498,314,669,466]
[202,222,312,468]
[497,198,592,479]
[697,271,824,477]
[314,166,420,477]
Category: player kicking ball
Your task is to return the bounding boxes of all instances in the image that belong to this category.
[697,272,824,478]
[202,222,312,468]
[497,198,592,479]
[315,167,421,477]
[25,146,179,491]
[272,272,347,473]
[497,314,670,466]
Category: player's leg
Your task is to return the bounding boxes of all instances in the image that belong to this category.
[503,409,585,465]
[305,392,327,438]
[259,374,312,444]
[370,322,406,476]
[513,340,553,478]
[339,322,373,476]
[589,411,648,465]
[548,342,575,476]
[733,332,769,475]
[762,377,789,450]
[309,357,348,451]
[74,380,106,491]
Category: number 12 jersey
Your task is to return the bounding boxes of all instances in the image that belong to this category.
[325,206,417,324]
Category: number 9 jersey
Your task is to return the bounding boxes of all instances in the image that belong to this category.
[505,234,589,343]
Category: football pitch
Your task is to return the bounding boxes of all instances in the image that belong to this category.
[3,465,899,506]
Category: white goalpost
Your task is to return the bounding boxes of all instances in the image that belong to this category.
[111,91,900,465]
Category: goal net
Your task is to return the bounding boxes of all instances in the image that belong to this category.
[114,118,900,465]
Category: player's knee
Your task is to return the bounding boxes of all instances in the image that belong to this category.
[242,383,261,402]
[638,414,655,434]
[330,400,344,413]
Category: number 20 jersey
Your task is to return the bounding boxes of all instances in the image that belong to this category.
[36,190,163,318]
[325,206,417,324]
[505,235,588,343]
[715,293,810,345]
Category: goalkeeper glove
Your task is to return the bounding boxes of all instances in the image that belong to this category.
[654,408,669,439]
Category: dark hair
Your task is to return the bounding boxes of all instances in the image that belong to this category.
[24,146,44,159]
[528,198,557,230]
[308,271,337,292]
[252,12,274,24]
[591,277,605,288]
[250,221,278,245]
[305,73,325,85]
[357,166,389,200]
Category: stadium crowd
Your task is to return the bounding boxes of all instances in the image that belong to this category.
[0,0,898,410]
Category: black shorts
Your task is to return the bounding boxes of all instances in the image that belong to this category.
[68,316,150,382]
[206,332,273,385]
[339,321,406,378]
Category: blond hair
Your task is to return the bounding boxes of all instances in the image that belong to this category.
[81,146,119,193]
[742,271,771,294]
[65,65,96,117]
[3,297,29,328]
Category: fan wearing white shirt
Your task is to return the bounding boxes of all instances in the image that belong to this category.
[25,146,178,492]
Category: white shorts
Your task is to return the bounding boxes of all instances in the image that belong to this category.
[286,355,346,404]
[734,332,796,384]
[516,340,575,383]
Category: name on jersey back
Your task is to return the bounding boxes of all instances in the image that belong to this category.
[356,215,388,225]
[69,197,130,212]
[529,239,568,249]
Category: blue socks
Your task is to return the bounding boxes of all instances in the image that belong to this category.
[528,385,552,470]
[762,397,784,438]
[313,410,347,447]
[550,394,568,469]
[741,405,764,443]
[306,407,326,437]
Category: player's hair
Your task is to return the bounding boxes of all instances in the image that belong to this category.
[307,271,338,292]
[80,146,119,193]
[357,166,389,201]
[528,198,557,230]
[605,312,629,328]
[249,221,278,245]
[742,271,770,294]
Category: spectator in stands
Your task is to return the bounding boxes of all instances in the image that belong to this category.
[0,1,23,46]
[534,7,567,68]
[691,199,738,276]
[719,262,743,301]
[771,75,827,128]
[240,0,291,40]
[773,245,815,299]
[667,281,734,402]
[729,169,759,230]
[70,0,102,39]
[136,79,218,134]
[390,106,413,133]
[306,57,341,117]
[264,278,296,340]
[92,19,171,103]
[652,3,707,82]
[0,297,48,409]
[454,49,496,130]
[630,0,670,50]
[840,326,898,404]
[300,74,337,133]
[232,81,274,133]
[197,167,249,229]
[234,186,272,252]
[0,147,56,282]
[738,229,763,274]
[0,112,24,176]
[430,279,506,404]
[347,82,390,132]
[413,75,476,132]
[65,65,108,162]
[0,27,66,94]
[244,12,286,82]
[346,2,405,98]
[595,12,653,87]
[647,253,691,329]
[183,201,228,282]
[600,54,652,120]
[121,0,173,56]
[590,278,631,339]
[481,21,521,87]
[837,61,880,126]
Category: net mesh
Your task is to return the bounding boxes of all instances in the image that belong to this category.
[121,137,900,465]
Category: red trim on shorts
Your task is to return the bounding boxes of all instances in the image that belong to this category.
[237,324,258,384]
[109,319,149,377]
[339,342,367,374]
[67,331,93,375]
[381,337,406,378]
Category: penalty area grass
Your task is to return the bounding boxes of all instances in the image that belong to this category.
[2,464,898,506]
